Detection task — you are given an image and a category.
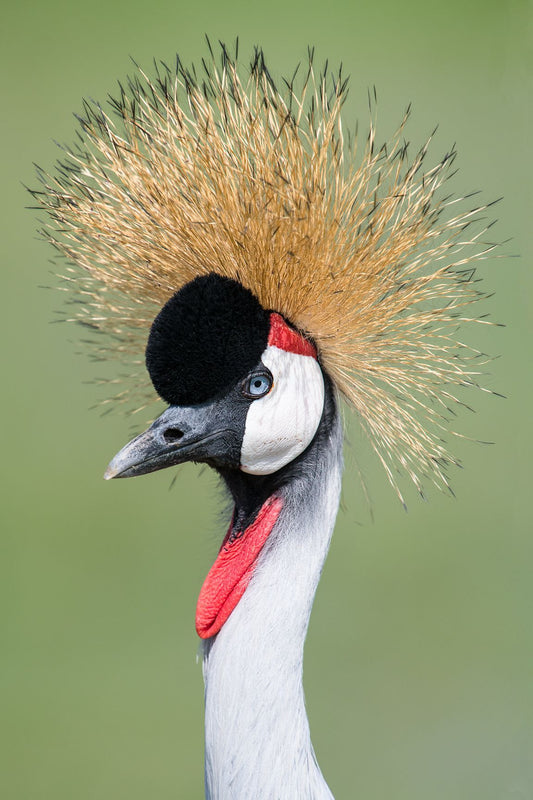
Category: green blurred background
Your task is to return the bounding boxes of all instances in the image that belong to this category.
[2,1,531,797]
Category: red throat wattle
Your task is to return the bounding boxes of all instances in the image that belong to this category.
[195,496,283,639]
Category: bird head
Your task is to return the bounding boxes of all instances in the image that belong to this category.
[34,45,497,503]
[105,273,325,480]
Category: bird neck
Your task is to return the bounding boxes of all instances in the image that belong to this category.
[202,383,342,799]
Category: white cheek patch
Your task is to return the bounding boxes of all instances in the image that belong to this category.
[240,346,325,475]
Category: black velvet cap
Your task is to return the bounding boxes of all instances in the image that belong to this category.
[145,274,271,406]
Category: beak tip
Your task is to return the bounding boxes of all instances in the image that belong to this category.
[104,463,118,480]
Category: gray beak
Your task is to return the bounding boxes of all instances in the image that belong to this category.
[104,402,242,479]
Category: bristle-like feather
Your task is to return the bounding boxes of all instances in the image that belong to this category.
[34,44,498,499]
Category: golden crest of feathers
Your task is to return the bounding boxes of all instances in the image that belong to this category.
[35,43,499,500]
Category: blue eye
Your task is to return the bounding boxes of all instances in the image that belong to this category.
[241,369,273,399]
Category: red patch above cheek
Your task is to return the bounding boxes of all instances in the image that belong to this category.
[267,313,317,359]
[195,496,284,639]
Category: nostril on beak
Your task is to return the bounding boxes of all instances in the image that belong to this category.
[163,427,185,444]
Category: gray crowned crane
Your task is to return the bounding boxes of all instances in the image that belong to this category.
[36,44,496,800]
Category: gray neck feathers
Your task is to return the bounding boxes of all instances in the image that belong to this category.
[202,395,343,799]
